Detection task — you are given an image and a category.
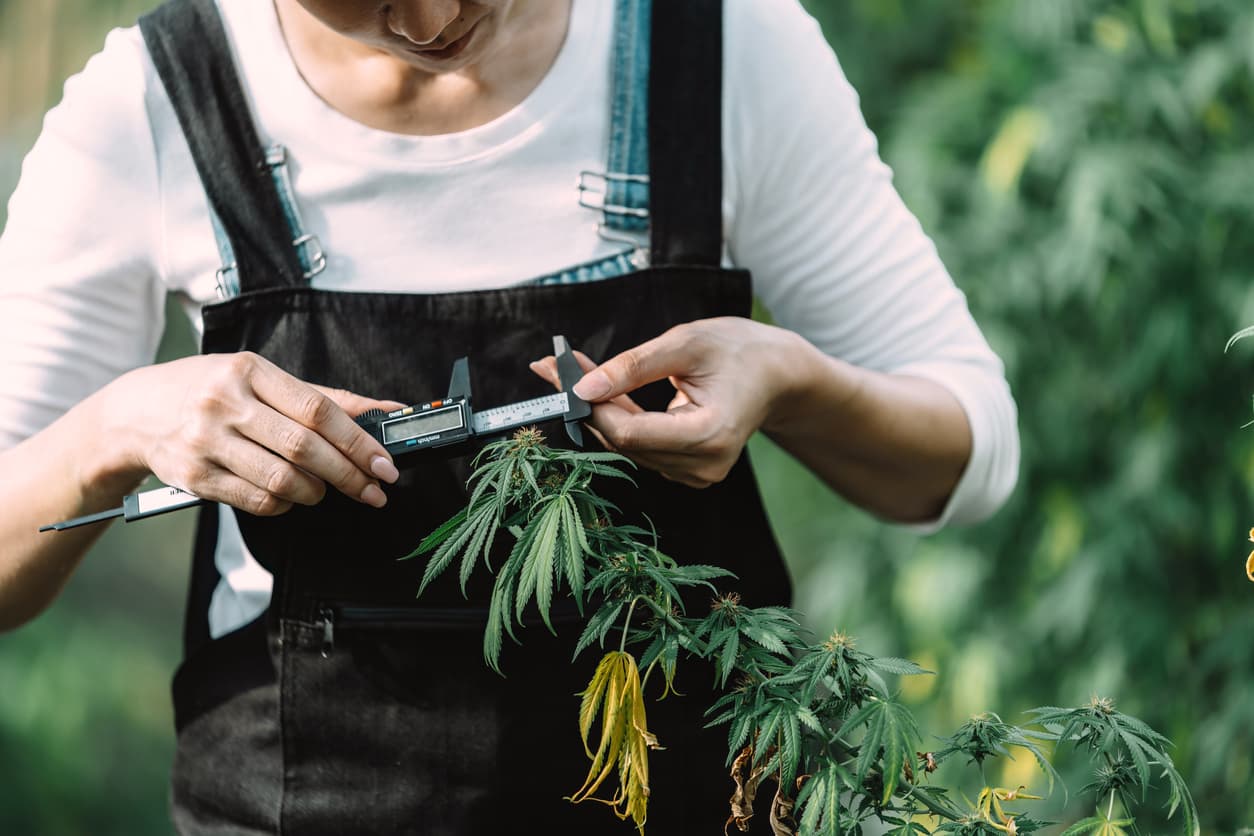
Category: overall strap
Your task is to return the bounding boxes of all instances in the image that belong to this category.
[649,0,724,267]
[581,0,724,268]
[140,0,306,292]
[578,0,651,237]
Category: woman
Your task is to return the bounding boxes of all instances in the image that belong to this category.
[0,0,1019,832]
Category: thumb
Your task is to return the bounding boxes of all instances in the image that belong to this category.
[572,335,683,403]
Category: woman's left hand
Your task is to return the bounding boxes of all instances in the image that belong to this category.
[530,317,821,488]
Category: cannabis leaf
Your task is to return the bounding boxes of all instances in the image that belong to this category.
[794,763,853,836]
[836,695,921,804]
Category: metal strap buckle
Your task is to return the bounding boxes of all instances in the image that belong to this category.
[214,264,239,300]
[576,170,650,218]
[266,144,327,280]
[293,233,327,279]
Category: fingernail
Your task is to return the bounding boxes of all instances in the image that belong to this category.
[370,455,399,483]
[361,483,387,508]
[573,370,611,401]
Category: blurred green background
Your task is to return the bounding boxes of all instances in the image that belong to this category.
[2,0,1252,832]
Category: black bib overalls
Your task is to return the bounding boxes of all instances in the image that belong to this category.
[139,0,792,832]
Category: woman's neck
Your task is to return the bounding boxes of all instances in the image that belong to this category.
[273,0,572,136]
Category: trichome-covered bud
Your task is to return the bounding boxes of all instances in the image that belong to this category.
[822,630,856,651]
[509,426,545,450]
[1088,695,1116,715]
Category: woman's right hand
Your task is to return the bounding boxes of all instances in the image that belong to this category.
[99,351,402,516]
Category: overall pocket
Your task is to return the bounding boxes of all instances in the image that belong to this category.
[312,603,497,707]
[279,604,507,835]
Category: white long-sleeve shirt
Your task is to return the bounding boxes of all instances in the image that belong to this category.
[0,0,1018,637]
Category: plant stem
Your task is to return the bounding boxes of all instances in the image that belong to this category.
[1108,789,1116,819]
[640,657,659,691]
[1101,753,1143,836]
[620,597,640,654]
[1119,789,1143,836]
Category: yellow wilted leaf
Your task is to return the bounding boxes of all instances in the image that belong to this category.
[578,651,616,758]
[569,651,663,833]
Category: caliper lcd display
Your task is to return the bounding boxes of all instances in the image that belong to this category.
[382,405,464,445]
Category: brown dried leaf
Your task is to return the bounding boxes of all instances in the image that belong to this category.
[725,745,769,834]
[769,783,797,836]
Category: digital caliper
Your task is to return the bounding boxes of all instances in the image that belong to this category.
[40,335,591,532]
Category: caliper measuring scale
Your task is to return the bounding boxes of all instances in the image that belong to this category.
[40,335,591,532]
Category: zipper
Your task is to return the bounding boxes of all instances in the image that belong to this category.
[315,603,492,658]
[314,601,582,658]
[318,606,335,658]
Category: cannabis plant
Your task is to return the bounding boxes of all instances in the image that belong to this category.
[410,430,1199,835]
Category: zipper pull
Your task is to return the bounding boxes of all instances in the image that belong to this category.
[319,607,335,658]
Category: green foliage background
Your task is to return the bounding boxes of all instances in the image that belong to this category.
[1,0,1251,832]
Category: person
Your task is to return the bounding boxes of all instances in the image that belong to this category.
[0,0,1019,832]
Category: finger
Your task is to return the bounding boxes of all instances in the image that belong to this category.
[530,350,603,386]
[620,445,724,488]
[590,401,744,487]
[209,436,327,507]
[603,442,713,489]
[244,358,399,485]
[626,449,726,489]
[657,469,713,490]
[571,329,700,403]
[590,401,709,456]
[523,383,621,453]
[530,356,644,415]
[528,359,559,388]
[573,349,600,374]
[172,462,297,518]
[520,388,722,485]
[238,402,390,508]
[583,421,618,453]
[667,386,693,410]
[313,384,405,483]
